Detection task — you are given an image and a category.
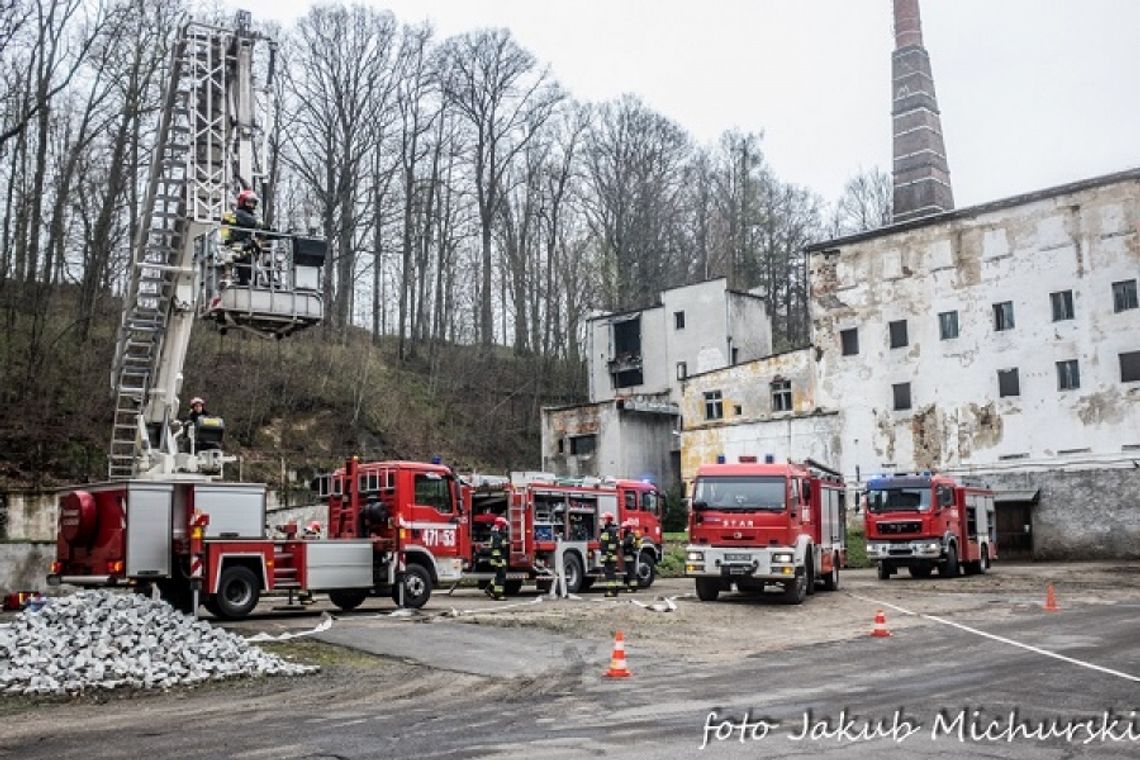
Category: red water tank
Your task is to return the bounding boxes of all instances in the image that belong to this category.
[59,490,98,543]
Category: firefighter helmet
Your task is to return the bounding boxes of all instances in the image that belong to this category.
[622,519,635,529]
[189,397,205,407]
[602,512,615,524]
[308,520,321,533]
[236,189,259,210]
[494,516,508,528]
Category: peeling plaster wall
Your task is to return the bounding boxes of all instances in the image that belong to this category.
[678,349,841,483]
[542,401,678,486]
[810,177,1140,480]
[542,403,604,477]
[725,290,772,365]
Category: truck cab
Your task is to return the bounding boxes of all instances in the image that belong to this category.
[685,458,845,604]
[864,473,996,579]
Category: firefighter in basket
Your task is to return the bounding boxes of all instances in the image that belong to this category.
[486,516,508,601]
[621,519,641,592]
[599,512,620,598]
[220,189,266,286]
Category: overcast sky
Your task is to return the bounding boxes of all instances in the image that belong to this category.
[230,0,1140,208]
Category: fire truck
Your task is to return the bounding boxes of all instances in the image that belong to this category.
[463,473,664,594]
[863,472,996,580]
[684,457,847,604]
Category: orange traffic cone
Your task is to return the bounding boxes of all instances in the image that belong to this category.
[604,630,632,678]
[1043,583,1060,612]
[871,609,892,638]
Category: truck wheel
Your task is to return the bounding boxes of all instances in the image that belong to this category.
[695,578,720,602]
[504,579,524,596]
[636,552,657,589]
[781,568,808,604]
[562,553,584,594]
[941,544,960,578]
[805,551,816,595]
[979,546,990,574]
[329,589,368,612]
[214,565,260,620]
[909,565,933,579]
[876,562,891,581]
[392,564,432,609]
[821,554,840,591]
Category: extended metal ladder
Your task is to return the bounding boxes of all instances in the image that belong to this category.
[107,24,234,479]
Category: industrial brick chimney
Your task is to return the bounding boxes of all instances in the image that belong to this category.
[891,0,954,222]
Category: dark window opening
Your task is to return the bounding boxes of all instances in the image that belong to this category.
[1113,280,1138,312]
[840,328,859,356]
[557,438,565,454]
[569,435,596,456]
[734,404,743,416]
[892,382,911,411]
[938,310,959,340]
[1056,360,1080,390]
[676,361,687,381]
[704,391,724,421]
[771,379,792,412]
[674,310,686,329]
[993,301,1015,331]
[1050,290,1074,321]
[610,316,643,389]
[998,368,1020,397]
[613,369,643,388]
[889,320,908,348]
[1121,351,1140,383]
[731,347,739,365]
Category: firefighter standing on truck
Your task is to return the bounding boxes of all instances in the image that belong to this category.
[621,519,641,592]
[487,516,508,601]
[221,189,265,286]
[600,512,620,598]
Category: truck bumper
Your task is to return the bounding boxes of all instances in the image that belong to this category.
[865,540,943,561]
[47,575,119,587]
[682,545,798,581]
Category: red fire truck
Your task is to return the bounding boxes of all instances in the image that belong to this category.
[685,457,847,604]
[463,473,664,594]
[864,472,996,580]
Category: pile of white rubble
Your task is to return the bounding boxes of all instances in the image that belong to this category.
[0,590,317,696]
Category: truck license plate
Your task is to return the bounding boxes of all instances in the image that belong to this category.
[728,566,749,575]
[725,553,750,561]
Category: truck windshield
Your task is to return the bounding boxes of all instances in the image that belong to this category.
[692,476,786,511]
[867,487,931,513]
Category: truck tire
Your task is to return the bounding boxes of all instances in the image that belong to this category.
[979,546,990,574]
[329,589,368,611]
[781,568,808,604]
[504,579,524,596]
[941,543,959,578]
[636,552,657,589]
[821,554,840,591]
[695,577,720,602]
[392,564,432,609]
[562,553,585,594]
[876,562,891,581]
[805,551,816,595]
[908,565,933,579]
[214,565,260,620]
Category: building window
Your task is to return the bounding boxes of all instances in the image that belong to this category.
[892,382,911,411]
[1113,279,1138,312]
[704,390,724,421]
[569,435,596,456]
[771,379,792,412]
[1121,351,1140,383]
[998,368,1020,397]
[1050,290,1074,321]
[1056,360,1080,390]
[734,404,743,416]
[557,438,565,454]
[676,361,687,381]
[674,310,686,329]
[938,310,959,340]
[840,328,859,356]
[889,320,908,348]
[731,347,739,365]
[993,301,1015,331]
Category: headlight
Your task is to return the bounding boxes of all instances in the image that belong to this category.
[772,552,794,564]
[686,551,705,561]
[923,542,941,552]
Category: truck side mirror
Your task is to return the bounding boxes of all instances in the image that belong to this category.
[802,481,812,502]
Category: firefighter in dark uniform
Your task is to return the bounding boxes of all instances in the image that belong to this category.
[221,189,265,285]
[621,519,641,592]
[599,512,620,598]
[487,515,508,601]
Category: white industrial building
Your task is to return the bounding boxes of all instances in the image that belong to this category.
[540,278,770,487]
[681,169,1140,558]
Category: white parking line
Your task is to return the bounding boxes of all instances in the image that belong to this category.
[848,592,1140,684]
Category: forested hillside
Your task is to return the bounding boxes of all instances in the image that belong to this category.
[0,1,890,489]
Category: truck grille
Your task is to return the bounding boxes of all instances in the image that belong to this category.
[878,521,922,535]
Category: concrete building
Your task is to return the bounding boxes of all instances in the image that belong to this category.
[541,278,771,487]
[679,169,1140,559]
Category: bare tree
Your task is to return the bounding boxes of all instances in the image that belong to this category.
[437,28,562,347]
[831,166,893,236]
